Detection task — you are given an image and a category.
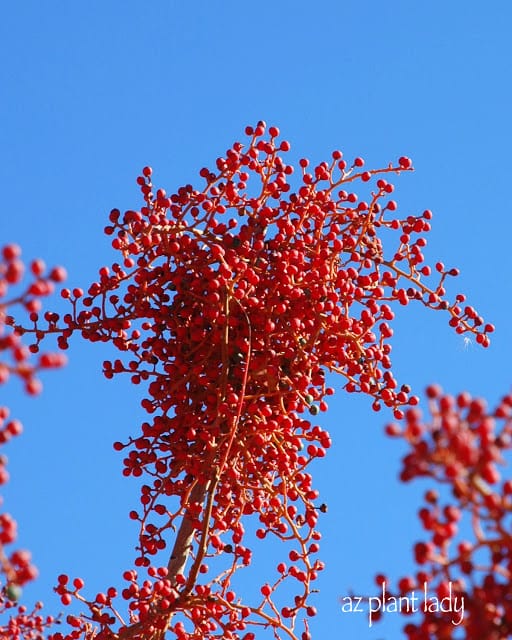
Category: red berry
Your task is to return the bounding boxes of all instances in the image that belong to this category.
[2,243,21,261]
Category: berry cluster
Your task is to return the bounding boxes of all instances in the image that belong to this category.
[377,386,512,639]
[13,123,491,640]
[1,243,67,395]
[0,244,66,638]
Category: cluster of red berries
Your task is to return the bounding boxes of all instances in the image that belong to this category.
[15,123,490,640]
[0,244,66,638]
[3,124,493,639]
[377,385,511,639]
[1,243,67,395]
[0,598,57,640]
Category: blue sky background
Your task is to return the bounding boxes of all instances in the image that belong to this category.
[1,2,511,638]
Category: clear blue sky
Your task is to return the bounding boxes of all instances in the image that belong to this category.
[1,2,511,638]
